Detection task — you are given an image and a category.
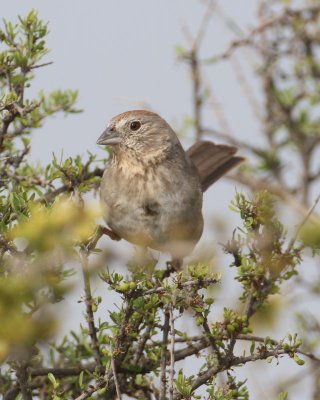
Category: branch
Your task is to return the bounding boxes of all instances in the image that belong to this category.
[0,101,40,150]
[144,277,219,296]
[202,318,222,362]
[42,167,104,203]
[111,355,122,400]
[3,387,20,400]
[205,5,320,62]
[287,192,320,251]
[169,307,175,400]
[133,323,154,364]
[15,363,33,400]
[228,172,320,223]
[75,303,140,400]
[173,346,299,400]
[160,310,170,400]
[237,334,320,363]
[30,61,53,70]
[80,252,102,368]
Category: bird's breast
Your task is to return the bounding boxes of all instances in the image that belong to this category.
[100,159,203,256]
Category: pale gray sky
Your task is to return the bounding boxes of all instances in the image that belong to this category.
[2,2,311,399]
[3,0,258,161]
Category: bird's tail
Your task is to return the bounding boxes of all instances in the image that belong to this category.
[187,140,245,192]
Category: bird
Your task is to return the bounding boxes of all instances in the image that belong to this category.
[97,110,244,264]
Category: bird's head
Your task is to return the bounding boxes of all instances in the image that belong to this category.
[97,110,179,163]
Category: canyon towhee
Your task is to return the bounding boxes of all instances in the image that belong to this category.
[97,110,244,260]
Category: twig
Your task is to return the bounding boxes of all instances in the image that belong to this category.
[144,277,219,296]
[202,73,233,137]
[169,307,175,400]
[237,334,320,363]
[244,287,255,319]
[4,387,20,400]
[227,172,320,223]
[203,319,222,362]
[111,355,122,400]
[75,304,138,399]
[204,5,320,62]
[42,167,104,203]
[194,0,216,49]
[15,363,33,400]
[30,61,53,69]
[29,332,320,382]
[80,252,102,368]
[190,49,202,141]
[287,193,320,251]
[160,310,170,400]
[229,55,262,122]
[173,344,311,400]
[179,1,216,141]
[102,276,220,298]
[74,371,112,400]
[134,323,154,364]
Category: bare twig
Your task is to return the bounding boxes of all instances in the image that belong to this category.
[160,310,170,400]
[229,55,262,121]
[15,363,33,400]
[287,193,320,251]
[205,5,320,62]
[111,355,122,400]
[30,61,53,70]
[202,73,233,137]
[244,287,255,319]
[194,0,216,49]
[190,49,202,141]
[4,387,20,400]
[179,1,217,141]
[80,252,102,368]
[134,323,154,364]
[169,307,175,400]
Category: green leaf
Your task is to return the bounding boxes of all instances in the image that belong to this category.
[293,354,305,366]
[48,372,59,389]
[78,370,84,389]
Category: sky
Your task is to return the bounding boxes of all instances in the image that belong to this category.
[2,1,312,399]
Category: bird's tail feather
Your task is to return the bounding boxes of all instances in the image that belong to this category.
[187,140,245,192]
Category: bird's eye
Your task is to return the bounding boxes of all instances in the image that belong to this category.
[130,121,141,131]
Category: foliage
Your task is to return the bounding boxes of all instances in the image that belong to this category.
[0,6,319,400]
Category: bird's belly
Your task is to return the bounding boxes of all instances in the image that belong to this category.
[100,168,203,256]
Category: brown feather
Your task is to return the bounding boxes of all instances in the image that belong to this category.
[187,140,245,192]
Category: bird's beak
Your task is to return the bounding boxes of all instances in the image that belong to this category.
[96,127,121,145]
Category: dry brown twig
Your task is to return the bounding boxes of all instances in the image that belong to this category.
[80,252,102,368]
[160,310,170,400]
[169,307,175,400]
[111,355,122,400]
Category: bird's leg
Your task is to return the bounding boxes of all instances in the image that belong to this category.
[164,258,183,278]
[99,225,121,241]
[171,258,182,270]
[84,225,121,251]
